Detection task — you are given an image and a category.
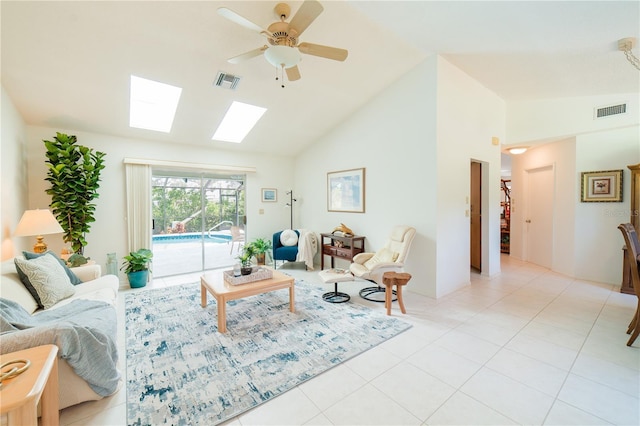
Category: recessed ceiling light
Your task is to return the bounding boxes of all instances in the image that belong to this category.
[213,101,267,143]
[508,147,528,155]
[129,75,182,133]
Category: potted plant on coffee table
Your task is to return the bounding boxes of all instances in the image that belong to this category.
[121,248,153,288]
[249,238,273,266]
[237,244,255,275]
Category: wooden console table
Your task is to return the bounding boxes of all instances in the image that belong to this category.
[320,233,365,269]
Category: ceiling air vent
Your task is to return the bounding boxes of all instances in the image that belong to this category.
[595,103,627,119]
[214,72,241,90]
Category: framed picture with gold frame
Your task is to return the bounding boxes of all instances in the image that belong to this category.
[327,168,365,213]
[580,169,623,202]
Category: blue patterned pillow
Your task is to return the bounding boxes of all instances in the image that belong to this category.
[14,256,76,309]
[23,251,82,285]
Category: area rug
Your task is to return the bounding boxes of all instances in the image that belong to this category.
[125,279,411,425]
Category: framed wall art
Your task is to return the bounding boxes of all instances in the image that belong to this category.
[327,168,365,213]
[580,169,623,202]
[261,188,277,202]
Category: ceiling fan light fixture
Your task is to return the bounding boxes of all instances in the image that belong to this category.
[264,45,301,69]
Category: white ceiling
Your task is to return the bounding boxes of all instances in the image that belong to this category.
[2,1,639,157]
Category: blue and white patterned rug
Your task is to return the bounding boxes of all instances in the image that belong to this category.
[125,279,411,425]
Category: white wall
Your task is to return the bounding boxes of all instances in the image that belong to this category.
[507,94,639,145]
[435,58,505,296]
[574,127,640,284]
[510,125,639,285]
[295,56,505,298]
[1,86,29,259]
[24,126,296,281]
[510,138,577,278]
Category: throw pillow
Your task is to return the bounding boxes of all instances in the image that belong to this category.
[280,229,298,247]
[23,250,83,285]
[14,259,44,308]
[364,247,399,270]
[14,256,76,309]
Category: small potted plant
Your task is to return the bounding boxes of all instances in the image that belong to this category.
[249,238,273,266]
[121,248,153,288]
[237,245,255,275]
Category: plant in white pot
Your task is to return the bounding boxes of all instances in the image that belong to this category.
[121,248,153,288]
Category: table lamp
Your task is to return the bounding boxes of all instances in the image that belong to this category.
[14,209,64,253]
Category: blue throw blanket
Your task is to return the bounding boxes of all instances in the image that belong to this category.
[0,298,120,397]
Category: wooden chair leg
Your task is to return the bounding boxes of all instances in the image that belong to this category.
[396,284,406,314]
[627,322,640,346]
[385,283,393,315]
[627,308,638,334]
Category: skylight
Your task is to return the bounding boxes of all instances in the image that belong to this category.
[129,75,182,133]
[212,101,267,143]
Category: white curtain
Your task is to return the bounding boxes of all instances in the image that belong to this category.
[125,163,152,254]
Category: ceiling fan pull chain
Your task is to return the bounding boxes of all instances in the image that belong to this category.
[281,64,286,88]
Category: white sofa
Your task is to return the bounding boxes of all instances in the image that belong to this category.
[1,258,120,409]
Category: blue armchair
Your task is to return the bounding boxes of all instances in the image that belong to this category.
[273,230,300,264]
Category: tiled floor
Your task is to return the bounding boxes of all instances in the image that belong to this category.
[59,256,640,425]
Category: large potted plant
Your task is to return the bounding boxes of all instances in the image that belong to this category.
[44,132,106,255]
[249,238,273,266]
[121,248,153,288]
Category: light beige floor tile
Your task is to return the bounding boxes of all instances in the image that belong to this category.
[407,344,482,388]
[557,373,640,425]
[303,412,333,425]
[519,320,587,351]
[460,368,555,425]
[378,324,438,359]
[455,319,520,346]
[323,384,421,425]
[426,391,518,425]
[371,362,456,421]
[238,387,321,425]
[344,344,402,381]
[505,333,579,371]
[543,400,613,425]
[486,348,568,396]
[65,402,126,426]
[433,330,501,365]
[572,352,640,396]
[59,387,126,425]
[299,364,366,411]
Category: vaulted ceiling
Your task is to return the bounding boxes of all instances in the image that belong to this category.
[2,1,638,156]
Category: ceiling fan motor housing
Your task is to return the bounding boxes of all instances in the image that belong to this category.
[267,21,298,46]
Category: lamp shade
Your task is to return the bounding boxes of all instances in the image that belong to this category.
[14,209,63,237]
[264,45,301,69]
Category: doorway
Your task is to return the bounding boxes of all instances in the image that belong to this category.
[151,171,246,277]
[470,161,482,271]
[524,165,554,268]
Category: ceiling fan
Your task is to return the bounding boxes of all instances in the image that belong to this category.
[217,0,348,85]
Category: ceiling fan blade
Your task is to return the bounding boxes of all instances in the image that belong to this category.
[286,65,301,81]
[217,7,266,34]
[298,42,348,61]
[228,46,268,64]
[289,0,324,37]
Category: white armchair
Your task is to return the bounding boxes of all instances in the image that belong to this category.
[349,225,416,301]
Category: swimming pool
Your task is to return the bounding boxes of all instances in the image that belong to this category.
[152,233,232,244]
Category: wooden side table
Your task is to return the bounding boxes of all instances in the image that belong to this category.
[0,344,59,426]
[320,233,366,269]
[382,272,411,316]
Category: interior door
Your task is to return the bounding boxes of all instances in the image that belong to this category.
[470,161,482,270]
[525,165,554,268]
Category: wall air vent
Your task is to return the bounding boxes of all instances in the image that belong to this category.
[214,72,241,90]
[595,103,627,119]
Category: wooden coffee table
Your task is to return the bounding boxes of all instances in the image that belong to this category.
[200,268,295,333]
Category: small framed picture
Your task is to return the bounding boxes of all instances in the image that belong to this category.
[580,170,623,202]
[261,188,277,202]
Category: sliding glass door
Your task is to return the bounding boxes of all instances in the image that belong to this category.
[151,171,245,277]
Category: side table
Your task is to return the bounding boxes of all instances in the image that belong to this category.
[0,344,59,426]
